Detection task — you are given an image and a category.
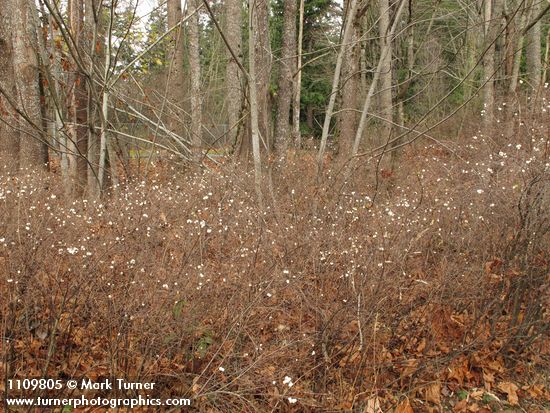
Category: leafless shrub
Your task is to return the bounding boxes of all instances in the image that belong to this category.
[1,94,549,411]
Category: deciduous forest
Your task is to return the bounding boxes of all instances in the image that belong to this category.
[0,0,549,411]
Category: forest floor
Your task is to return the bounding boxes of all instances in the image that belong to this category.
[1,107,549,412]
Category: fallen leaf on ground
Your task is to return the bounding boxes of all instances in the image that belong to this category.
[425,382,441,405]
[497,381,519,405]
[365,396,382,413]
[394,399,414,413]
[452,399,468,412]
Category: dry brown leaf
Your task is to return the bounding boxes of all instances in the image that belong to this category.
[416,338,426,353]
[497,381,519,405]
[523,383,545,398]
[470,389,484,400]
[394,399,414,413]
[447,356,469,385]
[400,358,419,377]
[191,377,201,394]
[482,370,494,390]
[425,382,441,405]
[452,399,468,412]
[364,396,382,413]
[485,357,505,373]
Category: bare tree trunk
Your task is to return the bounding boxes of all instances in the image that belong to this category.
[45,5,71,191]
[12,0,47,169]
[317,0,359,170]
[274,0,297,155]
[378,0,393,148]
[503,1,517,78]
[240,0,271,159]
[255,0,272,151]
[461,8,478,101]
[482,0,496,127]
[85,0,101,197]
[189,0,202,155]
[526,0,542,90]
[249,0,264,208]
[98,3,113,195]
[225,0,243,149]
[542,29,550,84]
[339,22,359,159]
[509,10,525,93]
[293,0,305,148]
[351,0,406,156]
[0,0,21,169]
[167,0,186,139]
[393,6,415,165]
[67,0,89,195]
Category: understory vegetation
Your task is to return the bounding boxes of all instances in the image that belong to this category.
[1,97,549,412]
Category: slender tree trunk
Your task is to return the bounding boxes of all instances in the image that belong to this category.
[482,0,495,127]
[274,0,297,155]
[509,10,526,93]
[98,2,112,196]
[225,0,243,150]
[255,0,272,151]
[293,0,305,148]
[542,29,550,85]
[85,0,101,197]
[67,0,89,195]
[306,105,314,130]
[249,0,264,208]
[351,0,406,156]
[378,0,393,148]
[339,22,359,159]
[240,0,271,158]
[526,0,542,90]
[504,3,516,77]
[12,0,47,169]
[461,9,477,101]
[393,8,414,166]
[317,0,359,170]
[0,0,21,169]
[167,0,186,139]
[189,0,202,155]
[46,7,71,191]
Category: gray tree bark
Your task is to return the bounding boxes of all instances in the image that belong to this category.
[225,0,243,149]
[274,0,297,155]
[526,0,542,90]
[378,0,393,148]
[509,11,525,93]
[248,0,264,208]
[317,0,359,170]
[167,0,186,139]
[239,0,271,159]
[0,0,47,170]
[293,0,305,148]
[482,0,496,127]
[66,0,89,195]
[255,0,272,150]
[339,23,359,158]
[0,0,21,168]
[189,0,202,154]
